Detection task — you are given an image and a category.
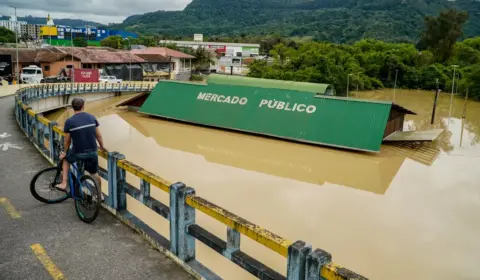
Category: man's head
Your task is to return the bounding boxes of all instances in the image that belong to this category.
[71,98,85,112]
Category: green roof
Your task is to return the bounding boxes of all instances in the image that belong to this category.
[139,81,392,152]
[207,74,335,95]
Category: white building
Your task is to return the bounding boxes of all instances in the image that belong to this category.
[160,35,260,75]
[0,15,27,33]
[159,39,260,58]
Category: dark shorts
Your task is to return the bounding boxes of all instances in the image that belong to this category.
[66,150,98,174]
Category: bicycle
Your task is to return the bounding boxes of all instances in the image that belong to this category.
[30,158,101,223]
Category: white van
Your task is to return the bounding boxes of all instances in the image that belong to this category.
[21,65,45,84]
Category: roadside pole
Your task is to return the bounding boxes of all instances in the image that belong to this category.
[431,79,440,125]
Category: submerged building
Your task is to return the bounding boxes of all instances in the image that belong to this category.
[118,75,443,153]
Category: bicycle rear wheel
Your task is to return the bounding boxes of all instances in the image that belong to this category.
[74,175,100,223]
[30,167,69,204]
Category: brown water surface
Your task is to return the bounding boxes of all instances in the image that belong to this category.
[46,89,480,280]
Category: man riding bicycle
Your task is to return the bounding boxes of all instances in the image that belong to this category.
[56,98,106,197]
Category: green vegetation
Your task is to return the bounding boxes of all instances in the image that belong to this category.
[418,9,469,62]
[100,36,125,49]
[248,10,480,100]
[113,0,480,43]
[100,35,160,49]
[0,27,16,44]
[182,47,215,71]
[46,39,100,47]
[190,74,204,81]
[73,37,88,47]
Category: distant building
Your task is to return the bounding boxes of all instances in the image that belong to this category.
[0,46,193,81]
[160,34,260,75]
[159,34,260,58]
[130,47,195,81]
[0,15,27,33]
[20,24,42,40]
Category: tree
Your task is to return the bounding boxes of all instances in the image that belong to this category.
[100,36,124,49]
[418,9,469,62]
[246,36,480,98]
[19,33,33,43]
[269,43,291,65]
[463,65,480,100]
[183,47,215,70]
[0,27,16,44]
[73,37,88,47]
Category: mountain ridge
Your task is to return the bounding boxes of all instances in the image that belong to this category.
[113,0,480,43]
[0,15,103,28]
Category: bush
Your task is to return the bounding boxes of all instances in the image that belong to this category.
[190,74,204,81]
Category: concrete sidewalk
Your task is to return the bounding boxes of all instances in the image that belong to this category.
[0,84,25,97]
[0,95,193,280]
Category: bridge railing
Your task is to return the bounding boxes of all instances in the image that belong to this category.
[14,83,368,280]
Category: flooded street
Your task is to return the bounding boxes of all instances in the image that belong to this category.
[46,89,480,280]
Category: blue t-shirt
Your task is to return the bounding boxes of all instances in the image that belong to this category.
[64,112,99,154]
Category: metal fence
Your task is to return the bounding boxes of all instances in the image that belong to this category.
[14,83,367,280]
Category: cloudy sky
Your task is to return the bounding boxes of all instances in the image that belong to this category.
[0,0,192,24]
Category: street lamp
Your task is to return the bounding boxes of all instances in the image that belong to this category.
[346,73,353,97]
[448,65,459,122]
[125,38,132,81]
[10,6,20,88]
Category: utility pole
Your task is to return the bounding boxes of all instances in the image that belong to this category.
[346,73,352,97]
[462,88,469,119]
[393,69,398,102]
[355,72,361,97]
[125,38,131,81]
[71,26,74,87]
[11,6,20,88]
[431,79,440,125]
[448,65,459,124]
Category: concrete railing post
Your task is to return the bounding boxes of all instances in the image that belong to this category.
[48,121,58,163]
[34,114,41,146]
[107,152,126,210]
[14,100,19,123]
[224,227,240,259]
[287,241,312,280]
[139,179,150,203]
[25,107,32,138]
[170,182,196,262]
[22,107,27,132]
[305,249,332,280]
[114,153,126,211]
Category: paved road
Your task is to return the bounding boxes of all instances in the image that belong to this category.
[0,95,194,280]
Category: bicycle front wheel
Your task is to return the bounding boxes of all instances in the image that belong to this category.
[30,167,69,204]
[74,175,101,223]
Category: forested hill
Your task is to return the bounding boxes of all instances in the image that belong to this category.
[114,0,480,43]
[0,16,102,28]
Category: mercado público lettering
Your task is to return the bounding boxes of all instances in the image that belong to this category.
[197,92,316,114]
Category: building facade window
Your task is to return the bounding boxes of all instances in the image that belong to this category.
[44,66,50,71]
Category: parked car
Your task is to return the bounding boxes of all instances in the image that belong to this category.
[99,76,122,84]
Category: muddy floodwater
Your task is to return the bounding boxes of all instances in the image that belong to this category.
[46,89,480,280]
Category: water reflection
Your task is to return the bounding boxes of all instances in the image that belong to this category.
[117,111,405,195]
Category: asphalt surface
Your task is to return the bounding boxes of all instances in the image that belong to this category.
[0,95,193,280]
